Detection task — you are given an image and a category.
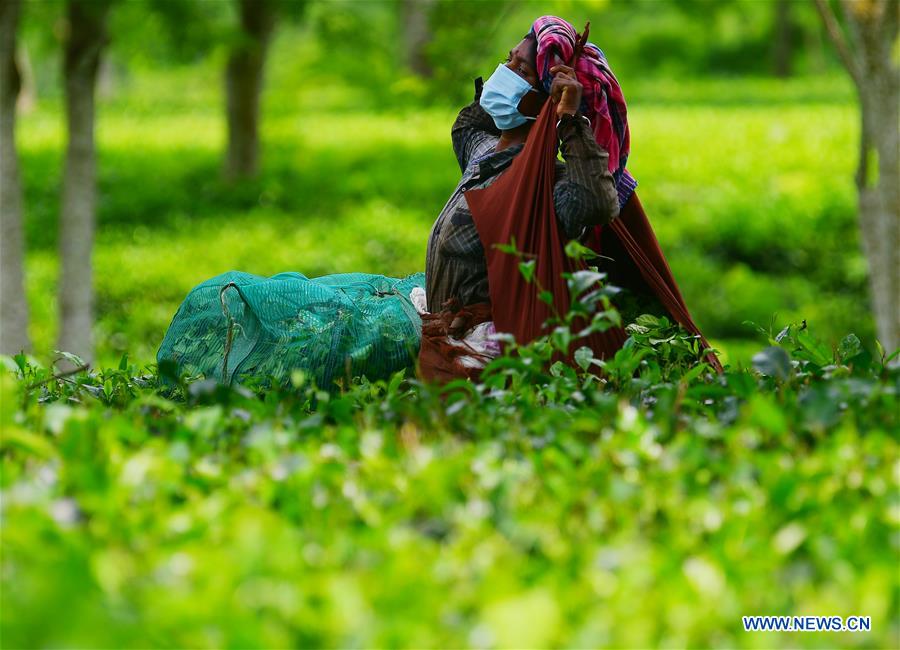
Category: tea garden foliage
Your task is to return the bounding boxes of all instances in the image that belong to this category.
[5,6,896,648]
[6,249,891,640]
[2,292,898,647]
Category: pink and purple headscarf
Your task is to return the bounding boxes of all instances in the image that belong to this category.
[530,16,636,206]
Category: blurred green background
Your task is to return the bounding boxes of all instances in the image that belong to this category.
[15,0,866,367]
[5,3,897,649]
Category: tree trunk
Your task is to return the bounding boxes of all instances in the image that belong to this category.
[224,0,274,179]
[853,20,899,355]
[400,0,435,78]
[815,0,899,354]
[772,0,792,77]
[15,41,34,112]
[57,0,108,364]
[0,0,30,354]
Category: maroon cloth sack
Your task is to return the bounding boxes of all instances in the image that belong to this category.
[464,97,722,371]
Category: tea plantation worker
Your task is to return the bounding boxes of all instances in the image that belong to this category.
[419,15,721,383]
[419,19,620,383]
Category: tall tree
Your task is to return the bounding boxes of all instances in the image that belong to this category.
[57,0,109,363]
[773,0,793,77]
[400,0,435,77]
[0,0,30,354]
[225,0,275,179]
[814,0,899,353]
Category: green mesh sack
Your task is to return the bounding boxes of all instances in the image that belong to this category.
[157,271,425,388]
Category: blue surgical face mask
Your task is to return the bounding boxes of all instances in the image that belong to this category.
[479,63,539,131]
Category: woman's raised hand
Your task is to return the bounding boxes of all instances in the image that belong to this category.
[549,64,582,117]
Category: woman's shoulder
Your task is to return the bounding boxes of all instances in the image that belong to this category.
[463,133,501,171]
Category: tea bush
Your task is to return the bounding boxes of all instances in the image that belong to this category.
[2,282,897,647]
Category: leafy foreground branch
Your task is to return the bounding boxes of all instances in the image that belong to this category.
[1,301,898,647]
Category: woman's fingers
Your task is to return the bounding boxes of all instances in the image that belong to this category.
[550,80,566,103]
[548,64,582,114]
[549,64,576,79]
[549,66,581,104]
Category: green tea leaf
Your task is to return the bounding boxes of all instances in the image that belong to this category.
[574,346,594,371]
[518,260,536,284]
[752,346,791,380]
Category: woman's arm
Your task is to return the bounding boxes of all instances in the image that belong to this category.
[553,113,620,239]
[451,78,501,173]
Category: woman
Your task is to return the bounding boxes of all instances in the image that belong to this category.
[426,30,620,312]
[420,16,718,382]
